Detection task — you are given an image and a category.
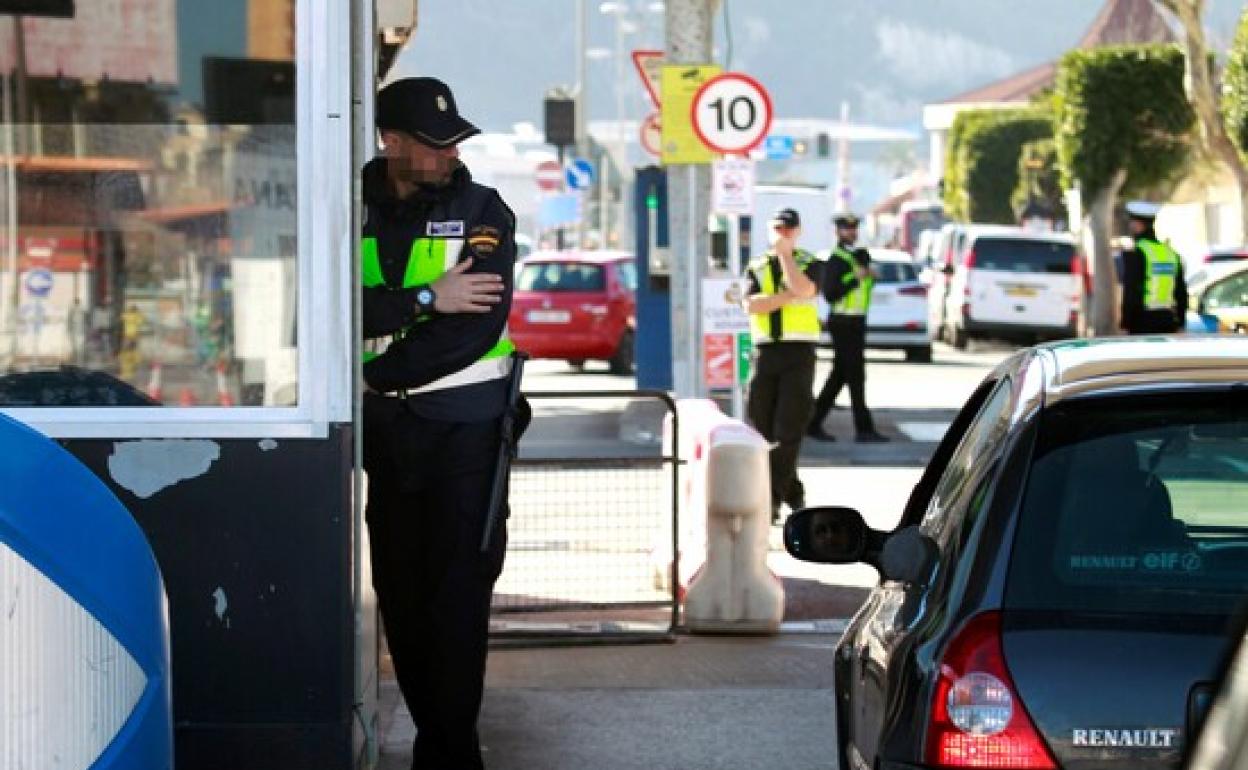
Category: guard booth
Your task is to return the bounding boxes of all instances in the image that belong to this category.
[0,2,390,768]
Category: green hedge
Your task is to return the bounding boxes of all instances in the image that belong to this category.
[1225,7,1248,161]
[1055,44,1194,198]
[943,109,1052,224]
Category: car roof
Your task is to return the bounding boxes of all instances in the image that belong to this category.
[1033,336,1248,403]
[868,248,916,263]
[520,250,633,265]
[966,226,1076,245]
[1189,260,1248,293]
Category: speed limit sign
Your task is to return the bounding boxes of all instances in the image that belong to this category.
[690,72,773,155]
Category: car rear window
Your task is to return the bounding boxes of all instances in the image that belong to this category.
[874,261,919,284]
[517,262,606,292]
[1005,392,1248,617]
[974,238,1074,274]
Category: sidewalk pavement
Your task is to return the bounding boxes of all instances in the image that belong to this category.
[378,631,842,770]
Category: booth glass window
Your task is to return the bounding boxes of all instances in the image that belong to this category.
[0,0,298,407]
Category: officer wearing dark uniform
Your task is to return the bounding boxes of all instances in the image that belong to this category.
[361,77,518,770]
[808,213,889,444]
[1120,201,1187,335]
[744,208,823,525]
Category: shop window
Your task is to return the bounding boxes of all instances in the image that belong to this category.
[0,0,297,407]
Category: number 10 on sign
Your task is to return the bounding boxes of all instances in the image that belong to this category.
[691,72,773,155]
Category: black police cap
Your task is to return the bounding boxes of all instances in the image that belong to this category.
[833,213,861,228]
[770,208,800,228]
[376,77,481,148]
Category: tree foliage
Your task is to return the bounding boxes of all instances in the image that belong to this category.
[1054,44,1195,198]
[943,109,1052,224]
[1225,6,1248,162]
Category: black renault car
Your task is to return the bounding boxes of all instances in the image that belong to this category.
[786,336,1248,770]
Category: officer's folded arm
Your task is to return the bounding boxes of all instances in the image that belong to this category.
[362,286,420,339]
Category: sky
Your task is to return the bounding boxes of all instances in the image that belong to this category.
[395,0,1247,133]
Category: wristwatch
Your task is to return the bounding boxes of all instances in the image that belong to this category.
[415,285,437,315]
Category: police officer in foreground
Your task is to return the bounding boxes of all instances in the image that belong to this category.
[744,208,822,525]
[1120,201,1187,335]
[808,213,889,444]
[361,77,520,769]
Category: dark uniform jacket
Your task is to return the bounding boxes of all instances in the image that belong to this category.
[361,158,517,420]
[1120,232,1187,334]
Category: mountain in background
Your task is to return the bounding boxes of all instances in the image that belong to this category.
[395,0,1245,132]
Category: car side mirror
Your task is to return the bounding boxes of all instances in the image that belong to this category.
[879,526,939,586]
[784,506,881,565]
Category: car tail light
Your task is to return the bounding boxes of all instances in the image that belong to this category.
[926,612,1056,769]
[963,249,977,269]
[962,302,971,319]
[899,286,928,297]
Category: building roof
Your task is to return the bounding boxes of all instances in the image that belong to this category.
[939,0,1176,107]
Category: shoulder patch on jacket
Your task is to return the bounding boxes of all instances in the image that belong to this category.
[468,224,502,255]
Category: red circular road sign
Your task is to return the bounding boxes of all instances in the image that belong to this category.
[640,113,661,157]
[690,72,773,155]
[535,160,563,191]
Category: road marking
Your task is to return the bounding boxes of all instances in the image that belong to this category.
[896,421,951,442]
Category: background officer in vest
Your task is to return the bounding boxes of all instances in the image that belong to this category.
[1120,201,1187,335]
[744,208,823,525]
[808,213,889,444]
[361,77,518,770]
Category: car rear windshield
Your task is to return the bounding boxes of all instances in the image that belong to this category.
[874,261,919,284]
[1005,392,1248,617]
[517,262,606,292]
[974,238,1074,274]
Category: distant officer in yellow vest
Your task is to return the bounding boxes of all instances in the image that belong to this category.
[744,207,823,525]
[809,213,888,444]
[1120,201,1187,335]
[361,77,517,770]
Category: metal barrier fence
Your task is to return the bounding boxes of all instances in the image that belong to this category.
[490,390,679,644]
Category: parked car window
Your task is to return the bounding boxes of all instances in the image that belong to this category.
[1006,392,1248,617]
[920,378,1014,549]
[973,239,1074,274]
[874,261,919,284]
[1203,272,1248,311]
[517,263,606,292]
[616,262,638,292]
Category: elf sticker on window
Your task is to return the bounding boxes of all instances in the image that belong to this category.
[427,220,465,237]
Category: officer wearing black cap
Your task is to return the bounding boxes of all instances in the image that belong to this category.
[809,213,888,443]
[744,207,823,525]
[361,76,519,769]
[1120,201,1187,335]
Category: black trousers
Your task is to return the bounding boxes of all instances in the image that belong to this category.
[812,315,876,435]
[1122,308,1181,335]
[746,342,816,510]
[363,394,508,770]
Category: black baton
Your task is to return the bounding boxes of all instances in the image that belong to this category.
[481,352,528,553]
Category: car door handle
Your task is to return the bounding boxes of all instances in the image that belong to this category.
[1188,681,1216,738]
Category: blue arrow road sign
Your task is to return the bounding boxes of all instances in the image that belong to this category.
[24,268,53,298]
[764,135,794,160]
[565,158,595,190]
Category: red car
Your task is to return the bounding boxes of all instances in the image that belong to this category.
[509,251,637,374]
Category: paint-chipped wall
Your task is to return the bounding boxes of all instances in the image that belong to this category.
[60,424,358,770]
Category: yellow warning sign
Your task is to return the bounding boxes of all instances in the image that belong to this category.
[660,64,721,165]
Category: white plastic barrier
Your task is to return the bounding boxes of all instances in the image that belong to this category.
[656,399,784,634]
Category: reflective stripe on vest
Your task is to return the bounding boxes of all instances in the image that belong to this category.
[831,247,872,316]
[361,235,514,388]
[1139,239,1179,311]
[747,250,821,344]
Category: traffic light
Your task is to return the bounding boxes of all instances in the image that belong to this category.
[816,133,831,158]
[544,95,576,149]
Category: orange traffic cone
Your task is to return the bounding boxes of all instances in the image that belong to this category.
[145,363,163,403]
[215,363,235,407]
[178,386,196,406]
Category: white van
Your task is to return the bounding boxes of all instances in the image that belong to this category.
[936,226,1080,348]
